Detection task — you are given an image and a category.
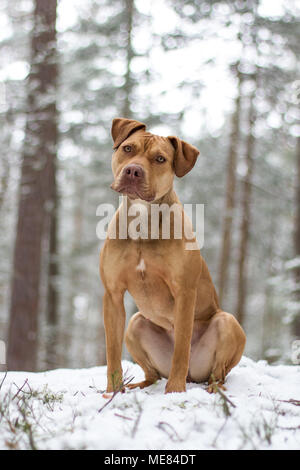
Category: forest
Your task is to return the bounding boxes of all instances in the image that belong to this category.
[0,0,299,373]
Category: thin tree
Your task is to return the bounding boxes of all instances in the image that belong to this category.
[218,64,243,306]
[261,211,276,358]
[122,0,135,119]
[7,0,58,371]
[293,136,300,337]
[0,109,12,211]
[236,73,257,326]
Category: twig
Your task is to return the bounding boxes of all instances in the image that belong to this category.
[210,375,236,413]
[277,425,300,431]
[216,386,236,409]
[25,381,33,395]
[0,370,8,392]
[114,413,133,421]
[157,421,183,442]
[98,375,134,413]
[212,418,228,447]
[12,379,29,401]
[131,397,143,438]
[17,400,37,451]
[275,399,300,407]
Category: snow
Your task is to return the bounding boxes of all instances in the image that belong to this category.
[0,356,299,450]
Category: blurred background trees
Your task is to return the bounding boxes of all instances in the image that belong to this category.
[0,0,299,371]
[7,0,58,371]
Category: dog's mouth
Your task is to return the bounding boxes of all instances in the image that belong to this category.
[111,183,155,202]
[111,171,155,202]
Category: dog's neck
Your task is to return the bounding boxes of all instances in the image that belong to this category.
[114,188,184,242]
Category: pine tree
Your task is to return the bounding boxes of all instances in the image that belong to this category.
[8,0,58,371]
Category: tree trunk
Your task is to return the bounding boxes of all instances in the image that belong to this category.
[122,0,134,119]
[261,213,276,358]
[0,110,11,211]
[293,136,300,337]
[218,66,242,306]
[236,81,257,326]
[47,190,59,326]
[7,0,57,371]
[45,180,59,369]
[62,174,84,368]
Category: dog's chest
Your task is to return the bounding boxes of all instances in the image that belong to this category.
[126,252,175,328]
[135,256,146,280]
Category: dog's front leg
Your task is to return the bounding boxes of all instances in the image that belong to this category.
[165,288,196,394]
[103,290,126,393]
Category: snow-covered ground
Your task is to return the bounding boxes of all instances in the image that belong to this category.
[0,356,299,450]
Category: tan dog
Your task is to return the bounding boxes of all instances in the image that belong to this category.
[100,118,246,394]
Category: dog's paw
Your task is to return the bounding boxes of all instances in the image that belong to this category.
[126,379,155,390]
[102,387,125,398]
[207,382,227,394]
[165,380,186,394]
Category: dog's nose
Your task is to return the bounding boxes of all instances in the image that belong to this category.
[123,164,144,180]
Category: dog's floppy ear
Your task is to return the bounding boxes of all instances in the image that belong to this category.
[168,136,200,177]
[111,118,146,150]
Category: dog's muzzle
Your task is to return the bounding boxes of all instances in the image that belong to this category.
[111,164,155,201]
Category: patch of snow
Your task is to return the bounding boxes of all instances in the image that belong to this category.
[0,356,299,450]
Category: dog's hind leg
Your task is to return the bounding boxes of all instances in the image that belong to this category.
[189,312,246,393]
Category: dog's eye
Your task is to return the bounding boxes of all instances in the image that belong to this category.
[156,156,166,163]
[123,145,132,153]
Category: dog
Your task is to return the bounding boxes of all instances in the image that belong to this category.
[100,117,246,394]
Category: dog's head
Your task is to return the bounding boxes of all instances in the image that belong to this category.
[110,118,200,202]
